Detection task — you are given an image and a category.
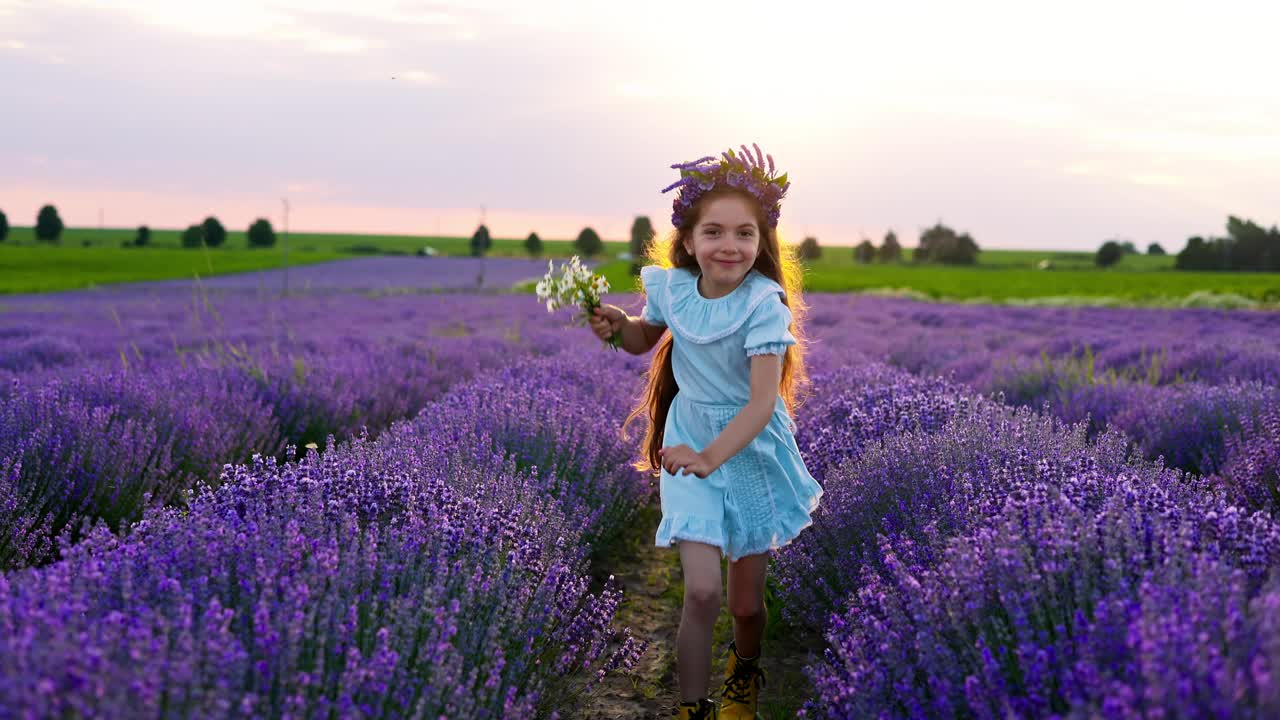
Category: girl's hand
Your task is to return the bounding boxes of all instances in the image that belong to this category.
[589,304,626,342]
[658,445,715,479]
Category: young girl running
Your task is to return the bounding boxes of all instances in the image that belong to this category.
[589,144,823,720]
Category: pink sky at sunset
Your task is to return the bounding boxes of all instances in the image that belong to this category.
[2,0,1277,251]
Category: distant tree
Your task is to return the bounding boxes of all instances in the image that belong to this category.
[134,225,150,247]
[1268,227,1280,273]
[1175,236,1208,270]
[524,232,543,257]
[470,224,492,257]
[201,216,227,248]
[35,204,64,244]
[0,209,8,243]
[879,230,901,262]
[913,222,979,265]
[854,239,876,264]
[247,218,276,248]
[1119,240,1138,254]
[575,227,603,257]
[1147,242,1166,256]
[181,224,205,248]
[1095,240,1125,267]
[630,215,655,274]
[1174,216,1280,272]
[798,236,821,261]
[1225,215,1277,271]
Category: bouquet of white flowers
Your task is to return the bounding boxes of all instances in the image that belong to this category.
[535,255,621,350]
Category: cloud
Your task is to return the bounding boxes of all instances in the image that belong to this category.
[271,26,382,54]
[51,0,471,54]
[1127,173,1186,188]
[613,82,659,101]
[395,70,440,85]
[283,180,345,197]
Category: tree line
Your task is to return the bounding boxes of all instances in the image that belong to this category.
[469,224,608,259]
[483,219,985,268]
[5,203,1274,274]
[0,204,278,248]
[1094,216,1278,271]
[1173,216,1280,272]
[793,222,981,265]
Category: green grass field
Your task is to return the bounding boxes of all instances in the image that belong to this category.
[799,261,1280,305]
[0,226,622,294]
[0,244,350,295]
[4,225,1278,307]
[570,252,1280,309]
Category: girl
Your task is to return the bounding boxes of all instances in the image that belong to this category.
[588,145,823,720]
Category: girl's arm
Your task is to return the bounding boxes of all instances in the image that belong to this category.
[589,305,665,354]
[699,353,780,470]
[616,313,667,355]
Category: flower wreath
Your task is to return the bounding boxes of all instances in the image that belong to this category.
[661,142,790,228]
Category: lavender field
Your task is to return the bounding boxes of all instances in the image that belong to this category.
[1,257,1279,718]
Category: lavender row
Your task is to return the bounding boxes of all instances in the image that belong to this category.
[801,295,1280,389]
[0,348,651,719]
[3,285,1275,484]
[0,284,565,385]
[799,296,1280,477]
[1026,378,1280,477]
[0,256,561,300]
[779,354,1280,717]
[4,289,1277,392]
[0,333,541,571]
[404,350,656,553]
[0,276,617,572]
[1218,406,1280,517]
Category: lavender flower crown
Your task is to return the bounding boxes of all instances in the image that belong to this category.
[661,143,790,229]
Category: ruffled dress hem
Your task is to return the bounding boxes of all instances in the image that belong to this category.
[655,513,728,555]
[654,486,824,561]
[724,485,823,560]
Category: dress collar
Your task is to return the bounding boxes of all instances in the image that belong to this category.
[664,266,785,344]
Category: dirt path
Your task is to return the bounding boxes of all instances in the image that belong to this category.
[581,501,824,719]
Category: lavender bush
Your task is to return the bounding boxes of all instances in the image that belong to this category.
[0,284,566,386]
[0,335,541,571]
[791,361,981,483]
[779,370,1147,631]
[0,283,590,570]
[801,468,1280,718]
[407,352,655,551]
[0,350,648,719]
[1041,380,1280,475]
[799,296,1280,478]
[0,367,281,568]
[781,346,1280,718]
[1219,406,1280,516]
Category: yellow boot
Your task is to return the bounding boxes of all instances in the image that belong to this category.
[719,641,766,719]
[670,697,718,719]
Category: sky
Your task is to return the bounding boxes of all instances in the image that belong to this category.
[2,0,1278,251]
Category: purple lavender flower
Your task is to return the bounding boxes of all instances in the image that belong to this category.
[1219,406,1280,515]
[0,350,652,718]
[663,144,789,227]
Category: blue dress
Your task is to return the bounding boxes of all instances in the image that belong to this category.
[639,264,824,561]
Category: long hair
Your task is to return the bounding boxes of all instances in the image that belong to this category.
[622,186,811,477]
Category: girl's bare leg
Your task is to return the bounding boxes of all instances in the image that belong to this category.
[726,552,769,657]
[676,541,724,703]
